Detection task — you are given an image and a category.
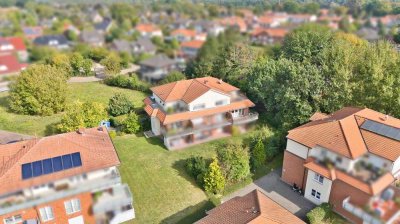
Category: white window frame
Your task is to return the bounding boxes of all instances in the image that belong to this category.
[39,206,54,222]
[311,189,321,200]
[64,198,81,215]
[193,103,205,111]
[3,214,22,224]
[313,173,324,184]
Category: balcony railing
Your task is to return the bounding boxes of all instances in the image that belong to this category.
[232,112,259,125]
[93,184,134,214]
[342,197,382,224]
[161,120,232,138]
[0,171,122,215]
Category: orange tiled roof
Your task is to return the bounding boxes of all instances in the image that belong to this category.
[251,28,288,38]
[196,189,305,224]
[181,40,204,49]
[135,23,160,33]
[304,160,394,196]
[0,127,120,195]
[150,77,238,103]
[218,16,247,32]
[309,112,329,121]
[287,107,400,160]
[171,29,196,37]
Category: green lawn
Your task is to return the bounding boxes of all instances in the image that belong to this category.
[0,82,146,136]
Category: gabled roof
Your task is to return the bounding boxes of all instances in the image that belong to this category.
[33,35,68,46]
[135,23,161,33]
[288,107,400,161]
[181,40,204,49]
[0,54,25,75]
[94,17,112,31]
[171,29,196,37]
[0,37,26,52]
[80,30,104,43]
[251,28,288,38]
[139,54,176,68]
[150,76,238,103]
[195,189,304,224]
[0,127,120,195]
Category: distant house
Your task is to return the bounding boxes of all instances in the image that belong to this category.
[33,35,69,49]
[80,30,105,47]
[0,130,32,145]
[289,14,317,24]
[135,24,163,38]
[180,40,204,59]
[0,37,28,61]
[193,20,225,36]
[138,54,178,83]
[89,11,103,23]
[250,28,289,45]
[218,16,247,33]
[356,28,380,42]
[170,18,192,30]
[22,26,43,40]
[0,54,27,77]
[95,17,113,33]
[170,29,197,42]
[195,190,304,224]
[258,12,289,28]
[111,37,156,55]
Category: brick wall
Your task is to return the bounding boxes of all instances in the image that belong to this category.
[281,150,306,189]
[0,192,95,224]
[329,179,371,224]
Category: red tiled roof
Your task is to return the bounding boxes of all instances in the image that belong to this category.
[0,127,120,195]
[0,54,25,75]
[287,107,400,160]
[196,189,305,224]
[0,37,26,52]
[218,16,247,32]
[171,29,196,37]
[181,40,204,49]
[150,77,238,103]
[136,24,161,33]
[251,28,288,38]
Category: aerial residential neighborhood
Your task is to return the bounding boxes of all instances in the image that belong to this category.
[0,1,399,224]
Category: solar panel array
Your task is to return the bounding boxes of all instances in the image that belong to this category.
[22,152,82,180]
[361,120,400,141]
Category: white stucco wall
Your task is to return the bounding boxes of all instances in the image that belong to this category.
[286,139,309,159]
[392,157,400,177]
[151,116,161,135]
[309,146,353,172]
[188,90,230,111]
[304,170,332,205]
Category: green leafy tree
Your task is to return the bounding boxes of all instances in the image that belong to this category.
[203,157,225,194]
[110,3,138,27]
[251,139,266,169]
[217,141,250,182]
[9,64,67,116]
[119,52,133,69]
[303,2,320,14]
[46,53,72,76]
[123,112,141,134]
[160,71,186,84]
[108,93,134,116]
[29,46,57,62]
[69,53,92,77]
[88,47,109,62]
[100,53,121,75]
[57,101,107,133]
[185,156,209,186]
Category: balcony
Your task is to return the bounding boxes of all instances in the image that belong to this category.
[0,169,122,215]
[232,112,259,125]
[161,119,232,138]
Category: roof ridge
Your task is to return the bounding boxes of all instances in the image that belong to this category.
[181,79,201,102]
[338,119,354,159]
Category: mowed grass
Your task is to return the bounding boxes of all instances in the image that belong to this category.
[0,82,146,136]
[113,134,219,224]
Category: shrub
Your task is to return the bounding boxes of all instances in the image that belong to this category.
[203,157,225,194]
[108,93,134,116]
[217,141,250,182]
[251,138,266,169]
[159,71,186,84]
[111,112,141,134]
[108,130,117,139]
[9,64,68,116]
[185,157,209,186]
[307,203,330,224]
[104,74,149,92]
[100,53,122,75]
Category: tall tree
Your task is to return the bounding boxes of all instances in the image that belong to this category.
[203,157,225,194]
[217,141,250,182]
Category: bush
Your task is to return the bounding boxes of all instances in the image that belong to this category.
[307,203,330,224]
[159,71,186,84]
[108,93,134,116]
[104,74,149,92]
[111,112,141,134]
[100,53,122,75]
[217,141,250,182]
[185,157,209,186]
[203,157,226,194]
[9,64,68,116]
[108,130,117,139]
[251,138,266,169]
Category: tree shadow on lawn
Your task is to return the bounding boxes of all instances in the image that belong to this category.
[171,159,201,189]
[160,199,216,224]
[144,135,169,150]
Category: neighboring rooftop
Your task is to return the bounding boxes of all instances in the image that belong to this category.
[0,127,120,195]
[0,130,32,145]
[287,107,400,161]
[181,40,205,49]
[195,189,305,224]
[0,54,26,75]
[33,34,68,46]
[139,54,176,68]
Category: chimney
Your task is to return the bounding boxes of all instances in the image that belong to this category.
[384,114,389,121]
[204,80,208,84]
[77,128,85,135]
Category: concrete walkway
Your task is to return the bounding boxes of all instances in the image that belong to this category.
[223,168,315,221]
[68,76,102,83]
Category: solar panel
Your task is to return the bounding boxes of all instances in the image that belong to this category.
[52,156,63,172]
[43,158,53,174]
[32,161,43,177]
[361,120,400,141]
[71,152,82,167]
[21,152,83,180]
[62,155,73,169]
[22,163,32,179]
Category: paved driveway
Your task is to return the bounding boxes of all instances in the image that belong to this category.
[223,168,315,221]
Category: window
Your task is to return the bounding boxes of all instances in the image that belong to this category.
[336,157,342,164]
[39,206,54,222]
[313,173,324,184]
[3,215,22,224]
[193,103,205,111]
[64,199,81,214]
[311,189,321,200]
[215,100,226,106]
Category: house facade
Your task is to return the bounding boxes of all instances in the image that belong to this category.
[0,127,135,224]
[281,107,400,224]
[250,28,288,45]
[144,77,258,150]
[138,54,178,83]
